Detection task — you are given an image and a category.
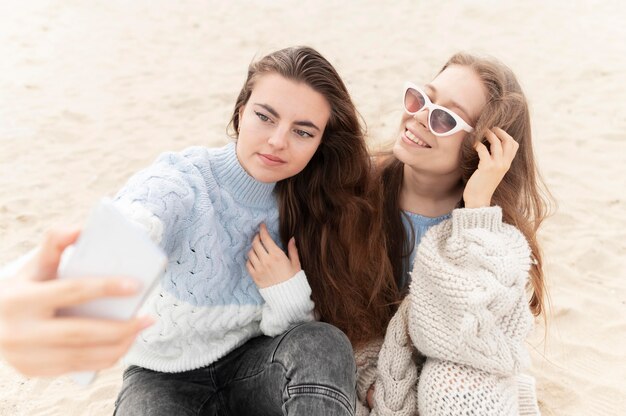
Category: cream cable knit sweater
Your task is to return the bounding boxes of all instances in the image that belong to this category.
[356,207,541,416]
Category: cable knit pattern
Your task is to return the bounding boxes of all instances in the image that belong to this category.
[369,301,421,416]
[354,339,384,416]
[409,207,533,376]
[112,142,315,372]
[355,338,384,404]
[363,207,540,416]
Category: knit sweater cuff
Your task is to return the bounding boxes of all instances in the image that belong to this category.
[259,270,315,334]
[517,373,541,415]
[357,365,378,403]
[451,206,503,235]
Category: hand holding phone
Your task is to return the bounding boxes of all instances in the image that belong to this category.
[57,199,167,385]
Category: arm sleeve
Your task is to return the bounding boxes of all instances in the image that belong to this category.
[257,270,316,336]
[370,300,419,416]
[517,373,541,415]
[113,150,205,253]
[417,358,526,416]
[0,201,165,282]
[0,150,202,281]
[408,206,534,376]
[354,338,383,406]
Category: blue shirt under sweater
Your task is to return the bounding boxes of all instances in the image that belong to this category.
[115,142,315,373]
[400,210,450,290]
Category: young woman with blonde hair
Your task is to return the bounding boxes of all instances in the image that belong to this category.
[357,52,552,415]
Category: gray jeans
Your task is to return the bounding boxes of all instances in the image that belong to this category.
[114,322,357,415]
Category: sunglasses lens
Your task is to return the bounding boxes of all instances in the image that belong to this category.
[430,109,457,134]
[404,88,425,113]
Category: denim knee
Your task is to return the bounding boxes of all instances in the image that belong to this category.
[274,322,356,387]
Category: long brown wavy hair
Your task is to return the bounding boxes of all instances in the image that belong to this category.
[378,52,553,317]
[228,46,399,347]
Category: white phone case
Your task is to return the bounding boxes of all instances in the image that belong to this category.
[57,199,167,385]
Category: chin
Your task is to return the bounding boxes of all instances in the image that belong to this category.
[392,140,411,163]
[254,167,289,183]
[257,174,281,183]
[247,169,273,183]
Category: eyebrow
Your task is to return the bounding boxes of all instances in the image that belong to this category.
[424,84,472,121]
[254,103,321,132]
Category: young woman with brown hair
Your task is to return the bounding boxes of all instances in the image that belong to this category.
[0,46,398,416]
[358,53,552,415]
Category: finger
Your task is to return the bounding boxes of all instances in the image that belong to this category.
[252,234,268,258]
[247,249,261,271]
[12,316,155,348]
[246,260,256,277]
[493,127,519,161]
[484,129,503,160]
[34,227,81,281]
[287,237,301,270]
[34,277,141,310]
[474,141,491,162]
[259,223,281,255]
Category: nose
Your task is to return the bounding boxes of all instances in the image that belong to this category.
[412,107,429,131]
[267,126,288,149]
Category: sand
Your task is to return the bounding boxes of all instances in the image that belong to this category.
[1,1,624,415]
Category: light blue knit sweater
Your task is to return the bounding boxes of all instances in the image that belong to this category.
[114,142,315,373]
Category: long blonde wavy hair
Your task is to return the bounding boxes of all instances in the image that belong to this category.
[379,52,554,317]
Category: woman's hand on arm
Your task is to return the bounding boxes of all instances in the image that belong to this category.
[247,224,315,336]
[0,228,154,377]
[246,223,301,288]
[463,127,519,208]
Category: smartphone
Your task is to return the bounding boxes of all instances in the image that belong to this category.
[57,199,167,385]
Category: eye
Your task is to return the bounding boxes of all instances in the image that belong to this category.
[255,112,271,122]
[294,129,314,138]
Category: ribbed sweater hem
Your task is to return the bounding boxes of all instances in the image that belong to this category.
[123,324,262,373]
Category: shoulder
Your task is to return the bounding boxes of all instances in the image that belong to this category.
[148,145,226,186]
[154,146,210,172]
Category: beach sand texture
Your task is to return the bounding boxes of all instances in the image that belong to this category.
[1,1,624,415]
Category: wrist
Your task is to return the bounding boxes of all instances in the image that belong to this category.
[451,206,503,235]
[463,196,492,208]
[258,270,314,319]
[255,268,300,289]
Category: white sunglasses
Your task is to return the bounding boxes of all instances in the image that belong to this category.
[403,81,474,137]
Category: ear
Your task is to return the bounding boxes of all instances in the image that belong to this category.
[237,105,245,132]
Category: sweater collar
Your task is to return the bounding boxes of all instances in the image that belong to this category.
[212,142,276,208]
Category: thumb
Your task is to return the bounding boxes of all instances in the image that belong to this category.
[34,227,81,281]
[287,237,301,269]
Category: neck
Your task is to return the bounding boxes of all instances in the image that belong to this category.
[211,142,276,208]
[400,163,463,217]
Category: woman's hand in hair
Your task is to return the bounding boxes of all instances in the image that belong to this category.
[463,127,519,208]
[0,228,154,377]
[246,223,301,289]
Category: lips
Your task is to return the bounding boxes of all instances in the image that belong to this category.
[260,153,285,162]
[258,153,286,166]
